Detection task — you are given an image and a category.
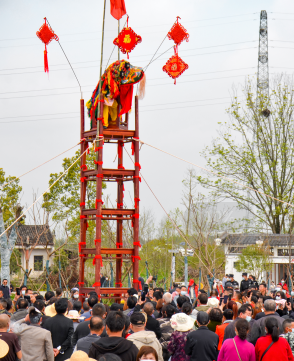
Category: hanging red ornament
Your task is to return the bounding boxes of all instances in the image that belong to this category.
[163,46,188,84]
[113,16,142,59]
[167,16,189,46]
[36,18,59,73]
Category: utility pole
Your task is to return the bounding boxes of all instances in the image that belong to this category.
[257,10,269,99]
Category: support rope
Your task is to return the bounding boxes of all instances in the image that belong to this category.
[132,138,294,209]
[0,141,82,189]
[0,139,101,239]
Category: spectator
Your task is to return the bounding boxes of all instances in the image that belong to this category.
[66,350,99,361]
[43,298,74,361]
[174,286,191,305]
[215,309,234,350]
[13,306,54,361]
[207,308,223,332]
[187,279,198,304]
[10,298,28,322]
[55,288,63,298]
[143,302,162,340]
[223,304,253,342]
[185,311,219,361]
[69,288,80,306]
[255,317,293,361]
[45,291,55,304]
[67,310,85,331]
[123,296,137,317]
[0,290,3,299]
[159,304,175,361]
[163,292,177,309]
[88,310,138,361]
[218,318,255,361]
[128,312,163,361]
[80,294,98,322]
[73,301,82,314]
[0,314,22,360]
[167,313,194,361]
[176,296,188,311]
[34,299,50,327]
[0,299,8,315]
[82,301,90,313]
[250,299,284,345]
[72,303,107,349]
[280,319,294,356]
[258,283,268,297]
[0,279,10,299]
[193,293,209,312]
[240,273,250,293]
[77,316,104,354]
[182,302,196,328]
[136,346,159,361]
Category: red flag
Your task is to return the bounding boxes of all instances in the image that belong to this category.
[110,0,126,20]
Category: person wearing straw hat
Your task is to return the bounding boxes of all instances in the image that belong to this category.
[66,310,85,331]
[12,306,54,361]
[65,350,96,361]
[0,314,22,361]
[167,313,194,361]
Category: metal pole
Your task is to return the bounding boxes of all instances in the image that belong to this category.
[59,252,62,288]
[184,256,188,287]
[96,0,107,133]
[145,261,149,279]
[110,262,114,287]
[118,20,120,60]
[199,267,201,292]
[46,260,50,291]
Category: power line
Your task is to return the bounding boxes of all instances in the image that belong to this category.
[0,73,255,101]
[0,19,258,50]
[0,14,258,42]
[0,47,258,77]
[0,40,258,73]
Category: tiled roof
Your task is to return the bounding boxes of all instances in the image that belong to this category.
[221,233,294,247]
[15,224,54,246]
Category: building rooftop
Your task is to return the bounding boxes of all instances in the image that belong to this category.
[16,224,54,246]
[221,233,294,247]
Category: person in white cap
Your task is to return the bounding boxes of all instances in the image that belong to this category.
[167,313,194,361]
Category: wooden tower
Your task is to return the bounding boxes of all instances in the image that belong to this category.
[78,96,141,299]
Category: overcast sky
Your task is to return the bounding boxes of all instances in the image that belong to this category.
[1,0,293,226]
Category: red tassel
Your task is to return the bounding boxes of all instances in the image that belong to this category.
[44,45,49,73]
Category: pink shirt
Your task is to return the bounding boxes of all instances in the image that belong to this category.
[218,336,256,361]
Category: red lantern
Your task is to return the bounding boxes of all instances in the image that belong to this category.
[167,16,189,46]
[113,17,142,59]
[36,18,59,73]
[163,46,188,84]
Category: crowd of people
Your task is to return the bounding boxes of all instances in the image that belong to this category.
[1,272,294,361]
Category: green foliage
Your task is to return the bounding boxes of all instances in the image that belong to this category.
[42,150,106,243]
[0,168,22,225]
[235,244,272,279]
[197,78,294,233]
[0,248,21,275]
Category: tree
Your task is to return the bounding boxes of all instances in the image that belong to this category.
[42,150,106,244]
[197,77,294,233]
[235,244,272,280]
[0,169,22,284]
[0,208,17,286]
[0,168,22,225]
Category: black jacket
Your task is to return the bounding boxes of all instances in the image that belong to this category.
[185,326,218,361]
[88,336,138,361]
[72,319,107,348]
[0,285,10,298]
[43,313,74,361]
[240,279,250,292]
[223,317,255,342]
[146,315,162,339]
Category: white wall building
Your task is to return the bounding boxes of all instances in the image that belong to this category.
[222,233,294,285]
[14,224,54,278]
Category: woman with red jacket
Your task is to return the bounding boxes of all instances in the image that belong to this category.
[255,317,293,361]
